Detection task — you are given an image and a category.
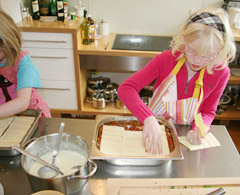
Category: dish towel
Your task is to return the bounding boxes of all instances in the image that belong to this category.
[178,133,220,151]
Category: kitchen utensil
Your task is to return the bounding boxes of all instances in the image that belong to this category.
[0,109,42,156]
[115,96,127,109]
[38,122,65,178]
[87,76,110,87]
[12,145,63,175]
[219,94,231,105]
[206,187,226,195]
[104,83,118,102]
[21,133,97,194]
[90,115,183,166]
[87,92,110,109]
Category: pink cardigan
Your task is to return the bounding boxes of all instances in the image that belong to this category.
[118,50,230,128]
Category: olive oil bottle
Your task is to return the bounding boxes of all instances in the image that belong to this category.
[81,17,91,45]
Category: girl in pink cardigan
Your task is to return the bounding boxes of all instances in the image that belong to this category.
[118,7,236,154]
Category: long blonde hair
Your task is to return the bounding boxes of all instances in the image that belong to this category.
[171,7,236,74]
[0,9,22,67]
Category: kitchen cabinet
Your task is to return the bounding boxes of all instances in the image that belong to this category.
[78,34,159,116]
[18,20,82,117]
[21,31,78,110]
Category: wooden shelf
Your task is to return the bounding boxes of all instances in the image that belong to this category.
[228,75,240,85]
[215,105,240,120]
[81,102,132,115]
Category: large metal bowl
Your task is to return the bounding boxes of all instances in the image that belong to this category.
[89,116,183,166]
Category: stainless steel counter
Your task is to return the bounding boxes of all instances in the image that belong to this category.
[0,117,239,195]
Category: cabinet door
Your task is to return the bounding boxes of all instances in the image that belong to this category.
[24,47,75,81]
[21,32,73,49]
[38,80,77,109]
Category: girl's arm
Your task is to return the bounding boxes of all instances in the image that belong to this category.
[0,88,32,118]
[118,52,169,124]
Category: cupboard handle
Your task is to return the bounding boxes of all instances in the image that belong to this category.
[39,87,71,91]
[31,56,68,59]
[22,39,67,43]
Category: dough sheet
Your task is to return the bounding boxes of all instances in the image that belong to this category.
[0,116,35,147]
[100,125,170,156]
[178,133,220,151]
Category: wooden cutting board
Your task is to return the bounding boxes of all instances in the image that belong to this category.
[107,177,240,194]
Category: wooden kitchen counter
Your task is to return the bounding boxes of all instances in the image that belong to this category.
[17,19,82,33]
[78,33,161,58]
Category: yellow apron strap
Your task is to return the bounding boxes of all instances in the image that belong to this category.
[193,67,209,137]
[193,67,206,98]
[172,58,185,75]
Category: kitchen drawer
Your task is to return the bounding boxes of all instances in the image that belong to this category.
[21,32,73,49]
[25,48,75,81]
[38,80,78,109]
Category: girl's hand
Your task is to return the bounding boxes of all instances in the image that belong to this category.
[186,127,202,145]
[142,115,162,154]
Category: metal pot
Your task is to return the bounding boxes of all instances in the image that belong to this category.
[219,94,231,105]
[141,96,151,106]
[104,83,118,102]
[115,97,127,109]
[87,76,110,88]
[20,133,97,194]
[86,92,109,109]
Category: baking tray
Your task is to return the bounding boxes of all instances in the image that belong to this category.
[89,116,183,166]
[0,109,42,156]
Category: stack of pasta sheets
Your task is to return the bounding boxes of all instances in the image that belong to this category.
[0,116,36,147]
[100,125,170,156]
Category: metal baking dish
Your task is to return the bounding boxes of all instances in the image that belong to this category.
[0,109,42,156]
[89,116,183,166]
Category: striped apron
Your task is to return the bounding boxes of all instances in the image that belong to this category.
[149,58,209,136]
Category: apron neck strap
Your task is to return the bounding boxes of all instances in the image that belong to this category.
[172,58,185,75]
[171,58,206,99]
[193,67,206,98]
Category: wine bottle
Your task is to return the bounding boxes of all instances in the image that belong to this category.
[39,0,50,16]
[31,0,40,20]
[57,0,64,21]
[50,0,57,16]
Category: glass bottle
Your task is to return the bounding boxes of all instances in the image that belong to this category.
[39,0,50,16]
[81,17,91,45]
[57,0,64,21]
[31,0,40,20]
[50,0,57,16]
[63,0,68,19]
[87,14,95,42]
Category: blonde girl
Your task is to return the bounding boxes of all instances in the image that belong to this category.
[118,7,236,154]
[0,9,51,117]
